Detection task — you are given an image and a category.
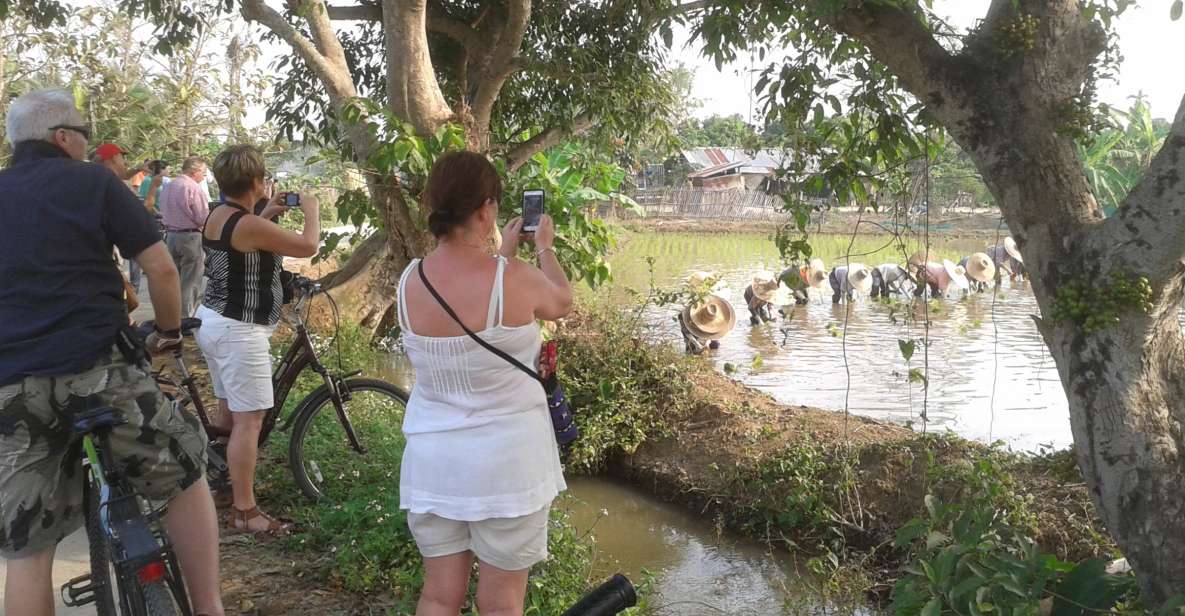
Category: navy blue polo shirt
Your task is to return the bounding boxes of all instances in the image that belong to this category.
[0,141,162,386]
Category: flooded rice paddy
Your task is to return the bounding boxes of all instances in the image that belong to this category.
[594,232,1073,451]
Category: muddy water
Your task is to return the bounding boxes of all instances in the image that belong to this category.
[561,476,871,616]
[597,232,1077,451]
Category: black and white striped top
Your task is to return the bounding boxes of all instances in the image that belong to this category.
[201,204,282,326]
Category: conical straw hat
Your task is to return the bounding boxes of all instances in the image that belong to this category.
[943,259,970,290]
[682,294,736,340]
[846,263,873,294]
[964,252,996,283]
[750,270,790,304]
[1003,236,1023,263]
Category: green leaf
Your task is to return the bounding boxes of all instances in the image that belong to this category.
[921,597,942,616]
[898,339,916,362]
[1050,559,1135,616]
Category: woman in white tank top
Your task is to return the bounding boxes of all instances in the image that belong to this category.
[397,152,573,616]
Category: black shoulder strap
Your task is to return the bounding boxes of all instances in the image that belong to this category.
[220,209,247,244]
[416,260,542,384]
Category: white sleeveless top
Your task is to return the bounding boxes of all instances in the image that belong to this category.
[396,256,566,520]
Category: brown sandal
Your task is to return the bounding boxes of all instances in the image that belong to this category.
[226,506,293,536]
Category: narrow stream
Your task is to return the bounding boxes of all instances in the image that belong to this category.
[561,476,871,616]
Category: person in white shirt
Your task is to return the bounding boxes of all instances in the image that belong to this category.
[396,151,572,616]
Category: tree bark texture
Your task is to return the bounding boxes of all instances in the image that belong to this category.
[831,0,1185,601]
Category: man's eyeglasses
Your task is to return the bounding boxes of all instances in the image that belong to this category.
[50,124,91,140]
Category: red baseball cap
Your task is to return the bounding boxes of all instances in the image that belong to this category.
[93,143,125,161]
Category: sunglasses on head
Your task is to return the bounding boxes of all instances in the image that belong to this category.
[51,124,91,140]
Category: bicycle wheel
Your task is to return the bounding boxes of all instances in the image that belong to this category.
[84,479,119,616]
[140,580,180,616]
[289,378,408,502]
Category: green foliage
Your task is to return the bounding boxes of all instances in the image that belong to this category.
[1049,271,1153,334]
[504,142,640,288]
[555,306,698,473]
[891,457,1137,616]
[1077,98,1169,216]
[678,113,763,148]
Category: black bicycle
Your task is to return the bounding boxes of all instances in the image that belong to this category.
[147,276,409,503]
[61,407,191,616]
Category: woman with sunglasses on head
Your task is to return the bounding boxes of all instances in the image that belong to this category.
[194,144,320,535]
[396,151,572,616]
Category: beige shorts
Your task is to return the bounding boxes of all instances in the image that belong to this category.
[406,506,550,571]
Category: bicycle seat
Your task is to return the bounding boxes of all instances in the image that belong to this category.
[136,318,202,338]
[71,407,127,434]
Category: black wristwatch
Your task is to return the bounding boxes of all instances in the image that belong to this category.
[154,324,181,338]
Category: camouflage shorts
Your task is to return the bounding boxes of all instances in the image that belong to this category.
[0,347,207,558]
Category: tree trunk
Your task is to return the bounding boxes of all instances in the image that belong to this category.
[825,0,1185,600]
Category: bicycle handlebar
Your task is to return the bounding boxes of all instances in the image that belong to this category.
[562,574,637,616]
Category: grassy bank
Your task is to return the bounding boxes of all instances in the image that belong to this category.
[553,306,1171,613]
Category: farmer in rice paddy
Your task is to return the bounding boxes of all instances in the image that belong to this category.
[959,252,996,293]
[912,259,970,299]
[870,263,914,299]
[829,263,873,304]
[678,294,736,354]
[778,258,827,306]
[986,236,1025,282]
[744,271,790,325]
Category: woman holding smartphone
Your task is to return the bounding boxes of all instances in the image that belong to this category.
[195,144,320,534]
[396,151,572,615]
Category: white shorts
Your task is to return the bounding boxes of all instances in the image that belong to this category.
[406,506,550,571]
[194,306,275,412]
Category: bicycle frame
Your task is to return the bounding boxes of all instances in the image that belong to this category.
[81,431,191,616]
[166,292,367,452]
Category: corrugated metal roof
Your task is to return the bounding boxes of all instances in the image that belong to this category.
[681,147,793,170]
[687,160,747,179]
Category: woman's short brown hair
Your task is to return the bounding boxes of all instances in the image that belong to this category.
[422,151,502,237]
[213,145,267,198]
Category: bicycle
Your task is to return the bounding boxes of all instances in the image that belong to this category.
[144,276,409,503]
[61,406,191,616]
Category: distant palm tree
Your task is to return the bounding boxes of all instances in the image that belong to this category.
[1078,96,1168,217]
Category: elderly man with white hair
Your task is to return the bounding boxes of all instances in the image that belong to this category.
[0,89,224,616]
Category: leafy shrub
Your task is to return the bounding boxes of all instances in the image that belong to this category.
[891,456,1140,616]
[556,305,698,472]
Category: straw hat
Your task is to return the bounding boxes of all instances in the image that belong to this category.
[805,258,827,289]
[846,263,873,295]
[908,250,939,268]
[682,294,736,340]
[1003,236,1023,263]
[943,259,970,290]
[750,271,792,305]
[964,252,996,283]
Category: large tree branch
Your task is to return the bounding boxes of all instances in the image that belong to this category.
[325,4,380,21]
[328,2,481,50]
[291,0,351,69]
[242,0,353,96]
[1103,93,1185,285]
[504,114,596,171]
[828,3,962,116]
[463,0,530,149]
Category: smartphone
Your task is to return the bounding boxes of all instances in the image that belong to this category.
[282,192,301,207]
[522,189,544,232]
